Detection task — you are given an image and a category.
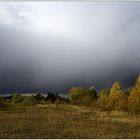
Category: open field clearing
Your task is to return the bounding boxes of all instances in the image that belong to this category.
[0,104,140,139]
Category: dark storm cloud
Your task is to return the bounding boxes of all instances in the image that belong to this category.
[0,2,140,94]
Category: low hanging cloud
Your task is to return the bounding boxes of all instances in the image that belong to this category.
[0,2,140,94]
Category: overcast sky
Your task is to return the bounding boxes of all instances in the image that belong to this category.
[0,2,140,94]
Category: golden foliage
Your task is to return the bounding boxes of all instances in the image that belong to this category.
[128,75,140,113]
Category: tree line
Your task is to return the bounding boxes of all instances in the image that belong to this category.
[0,93,69,108]
[69,74,140,114]
[0,74,140,114]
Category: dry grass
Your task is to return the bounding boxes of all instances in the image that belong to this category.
[0,104,140,138]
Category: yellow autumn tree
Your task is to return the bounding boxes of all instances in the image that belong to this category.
[108,82,127,111]
[69,86,85,104]
[128,74,140,114]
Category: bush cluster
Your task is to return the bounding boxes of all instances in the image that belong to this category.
[0,93,69,108]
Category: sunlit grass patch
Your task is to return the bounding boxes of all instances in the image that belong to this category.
[0,104,140,138]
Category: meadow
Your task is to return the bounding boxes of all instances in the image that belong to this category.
[0,75,140,138]
[0,103,140,139]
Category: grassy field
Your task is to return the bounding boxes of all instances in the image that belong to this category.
[0,104,140,139]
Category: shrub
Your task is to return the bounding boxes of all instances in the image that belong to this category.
[98,89,110,98]
[97,94,110,111]
[35,94,45,101]
[22,96,37,106]
[9,94,24,103]
[46,93,58,103]
[97,89,110,110]
[0,96,5,107]
[87,86,98,99]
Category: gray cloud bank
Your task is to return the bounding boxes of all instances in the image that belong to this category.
[0,2,140,94]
